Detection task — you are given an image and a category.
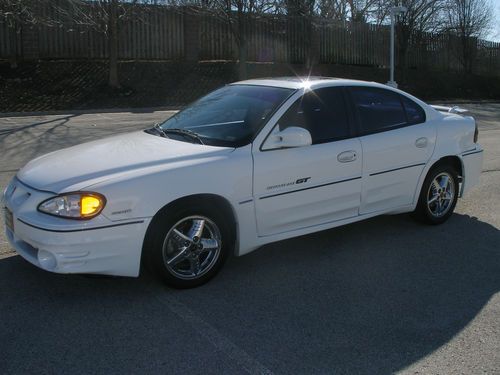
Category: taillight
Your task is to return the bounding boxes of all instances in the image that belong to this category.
[474,121,479,143]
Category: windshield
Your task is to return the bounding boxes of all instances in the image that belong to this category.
[158,85,294,147]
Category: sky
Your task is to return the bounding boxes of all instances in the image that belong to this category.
[486,0,500,42]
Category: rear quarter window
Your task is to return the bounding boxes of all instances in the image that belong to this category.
[401,96,426,124]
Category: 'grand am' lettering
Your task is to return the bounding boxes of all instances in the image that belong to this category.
[266,177,311,190]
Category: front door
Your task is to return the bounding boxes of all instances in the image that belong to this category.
[252,87,363,237]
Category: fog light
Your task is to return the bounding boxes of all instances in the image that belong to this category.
[38,250,57,270]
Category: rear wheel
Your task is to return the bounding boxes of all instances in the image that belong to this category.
[413,164,459,225]
[144,203,232,288]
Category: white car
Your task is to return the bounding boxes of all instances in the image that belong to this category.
[3,77,483,288]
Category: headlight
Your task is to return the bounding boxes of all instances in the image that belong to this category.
[38,192,106,220]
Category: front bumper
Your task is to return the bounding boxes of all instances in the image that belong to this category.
[3,177,150,277]
[5,218,149,277]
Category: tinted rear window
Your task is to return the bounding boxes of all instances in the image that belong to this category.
[350,87,407,134]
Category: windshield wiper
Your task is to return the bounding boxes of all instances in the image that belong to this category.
[163,128,204,145]
[153,123,169,138]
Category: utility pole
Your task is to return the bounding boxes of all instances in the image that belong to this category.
[387,5,407,88]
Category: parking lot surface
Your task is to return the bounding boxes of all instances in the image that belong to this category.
[0,104,499,374]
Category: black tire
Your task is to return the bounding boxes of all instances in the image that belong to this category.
[143,200,233,288]
[413,163,459,225]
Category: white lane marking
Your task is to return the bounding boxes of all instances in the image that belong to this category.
[154,291,273,375]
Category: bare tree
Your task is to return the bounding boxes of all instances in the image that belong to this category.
[0,0,59,67]
[56,0,157,88]
[196,0,278,79]
[346,0,380,22]
[108,0,119,87]
[0,0,58,25]
[316,0,349,20]
[0,0,135,87]
[64,0,120,88]
[388,0,447,68]
[284,0,316,67]
[368,0,393,25]
[313,0,390,23]
[444,0,493,72]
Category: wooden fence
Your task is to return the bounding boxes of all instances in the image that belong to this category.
[1,3,499,76]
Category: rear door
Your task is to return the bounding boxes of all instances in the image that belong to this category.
[252,87,363,236]
[347,86,436,214]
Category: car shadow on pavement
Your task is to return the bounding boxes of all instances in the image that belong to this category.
[0,213,498,374]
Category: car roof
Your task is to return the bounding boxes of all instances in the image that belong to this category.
[231,76,379,90]
[230,76,434,118]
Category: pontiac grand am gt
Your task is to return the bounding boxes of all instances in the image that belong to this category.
[3,77,483,288]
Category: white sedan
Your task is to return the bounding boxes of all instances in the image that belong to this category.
[3,77,483,288]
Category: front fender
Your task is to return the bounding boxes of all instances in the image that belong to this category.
[89,146,253,221]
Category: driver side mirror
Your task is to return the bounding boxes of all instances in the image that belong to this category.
[262,126,312,150]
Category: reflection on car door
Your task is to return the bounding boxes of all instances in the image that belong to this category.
[348,86,436,214]
[252,87,363,237]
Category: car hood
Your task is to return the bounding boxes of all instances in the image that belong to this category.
[17,131,234,193]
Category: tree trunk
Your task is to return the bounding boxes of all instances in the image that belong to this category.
[237,10,247,80]
[463,38,469,73]
[463,36,476,74]
[305,20,319,70]
[108,0,120,88]
[238,39,247,80]
[8,17,18,69]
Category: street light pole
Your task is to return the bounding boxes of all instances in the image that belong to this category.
[389,12,395,85]
[387,6,407,88]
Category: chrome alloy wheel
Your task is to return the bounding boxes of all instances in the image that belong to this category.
[427,172,455,218]
[162,216,222,280]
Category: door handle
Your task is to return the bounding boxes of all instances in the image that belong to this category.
[337,150,357,163]
[415,137,428,148]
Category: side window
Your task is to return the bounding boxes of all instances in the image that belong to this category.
[278,87,351,144]
[349,87,407,134]
[401,96,426,124]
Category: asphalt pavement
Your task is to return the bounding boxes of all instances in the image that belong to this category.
[0,104,499,374]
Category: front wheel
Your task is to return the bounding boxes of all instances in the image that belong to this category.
[144,203,232,288]
[413,164,459,225]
